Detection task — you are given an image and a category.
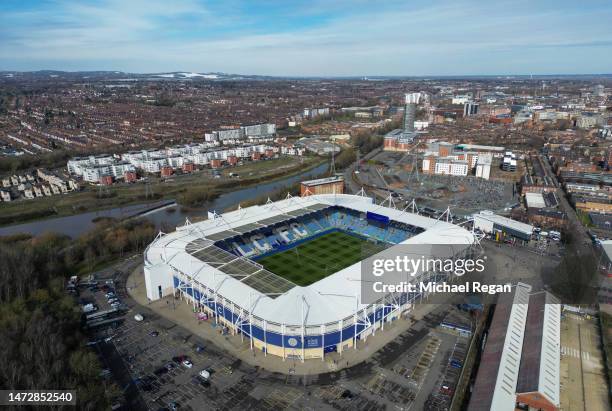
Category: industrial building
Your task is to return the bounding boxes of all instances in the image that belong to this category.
[469,284,561,411]
[300,176,344,196]
[525,192,546,209]
[455,144,506,157]
[472,210,534,241]
[143,194,475,361]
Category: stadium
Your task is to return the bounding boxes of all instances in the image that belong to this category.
[143,193,475,361]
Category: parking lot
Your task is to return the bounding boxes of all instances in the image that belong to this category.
[559,312,610,411]
[79,257,478,410]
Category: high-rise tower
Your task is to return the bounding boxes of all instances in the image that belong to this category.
[403,92,421,132]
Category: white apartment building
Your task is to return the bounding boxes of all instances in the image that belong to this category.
[67,154,115,176]
[217,128,243,141]
[83,165,112,183]
[242,123,276,138]
[434,158,469,176]
[141,158,168,174]
[166,156,184,168]
[303,107,330,119]
[452,95,471,105]
[110,162,136,177]
[68,141,289,179]
[475,155,492,180]
[186,153,211,165]
[80,162,135,183]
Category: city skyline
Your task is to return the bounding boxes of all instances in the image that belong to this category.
[1,0,612,76]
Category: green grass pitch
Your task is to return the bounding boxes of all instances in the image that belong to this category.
[257,230,386,286]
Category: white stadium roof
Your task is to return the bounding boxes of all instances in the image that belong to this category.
[145,194,475,326]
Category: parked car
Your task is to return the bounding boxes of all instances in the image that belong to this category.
[172,355,187,363]
[198,369,210,380]
[134,313,144,322]
[182,360,193,368]
[82,303,97,313]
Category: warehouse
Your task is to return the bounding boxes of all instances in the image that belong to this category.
[525,192,546,209]
[472,210,534,241]
[470,284,561,411]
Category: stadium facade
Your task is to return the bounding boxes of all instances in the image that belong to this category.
[144,194,475,361]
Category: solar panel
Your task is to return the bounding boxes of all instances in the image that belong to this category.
[242,270,295,297]
[205,230,240,242]
[185,238,212,253]
[191,245,236,267]
[218,258,262,278]
[258,214,292,226]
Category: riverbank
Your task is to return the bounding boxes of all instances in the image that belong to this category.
[0,156,327,228]
[0,160,330,238]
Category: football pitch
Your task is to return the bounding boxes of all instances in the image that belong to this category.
[257,230,386,286]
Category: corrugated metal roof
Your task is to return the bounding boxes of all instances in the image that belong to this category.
[525,192,546,209]
[473,210,534,236]
[470,283,532,411]
[516,291,560,407]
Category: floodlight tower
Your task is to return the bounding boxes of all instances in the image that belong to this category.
[404,92,421,133]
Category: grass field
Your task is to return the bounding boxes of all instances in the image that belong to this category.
[257,230,386,286]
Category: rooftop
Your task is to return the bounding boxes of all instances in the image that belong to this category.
[145,194,475,326]
[301,176,344,186]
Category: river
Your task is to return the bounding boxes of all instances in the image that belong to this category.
[0,162,329,238]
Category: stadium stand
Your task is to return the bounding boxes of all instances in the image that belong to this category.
[216,206,420,259]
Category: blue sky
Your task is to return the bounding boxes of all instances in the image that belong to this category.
[0,0,611,76]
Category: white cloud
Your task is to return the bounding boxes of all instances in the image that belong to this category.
[0,0,611,75]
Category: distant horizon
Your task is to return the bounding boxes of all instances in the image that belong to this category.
[2,69,612,79]
[1,0,611,76]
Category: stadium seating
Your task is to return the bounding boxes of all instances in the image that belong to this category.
[251,234,272,252]
[290,222,308,237]
[215,207,418,258]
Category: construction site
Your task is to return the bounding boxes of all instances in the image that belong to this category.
[355,150,518,216]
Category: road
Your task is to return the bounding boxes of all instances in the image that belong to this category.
[342,147,382,194]
[539,155,592,255]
